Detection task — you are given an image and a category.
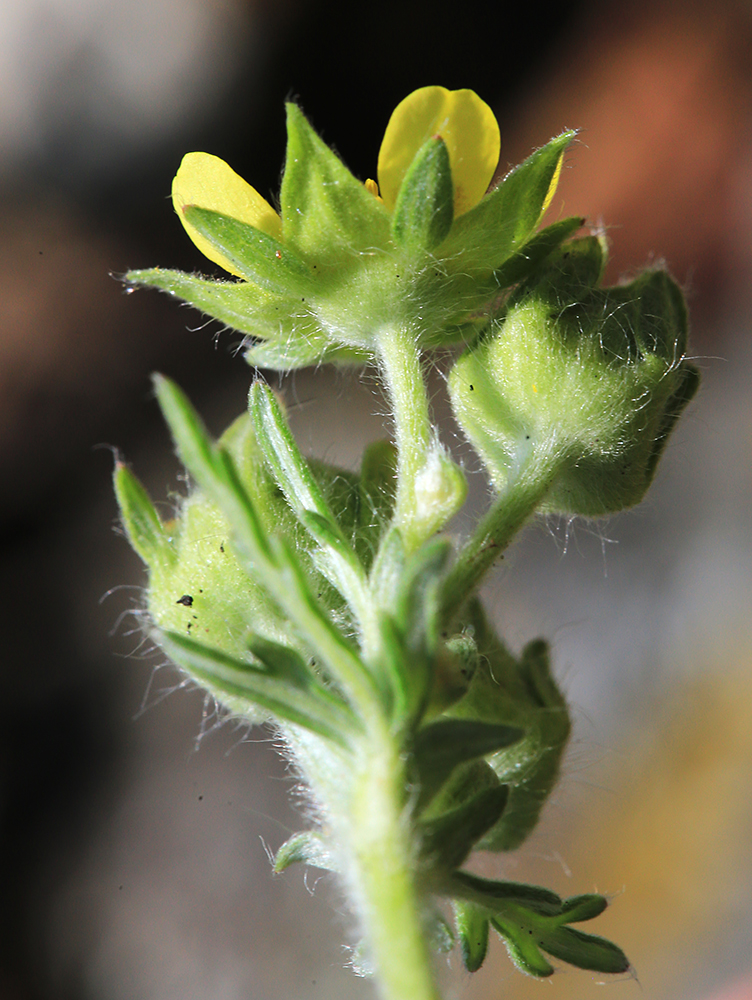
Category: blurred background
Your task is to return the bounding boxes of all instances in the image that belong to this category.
[1,0,751,998]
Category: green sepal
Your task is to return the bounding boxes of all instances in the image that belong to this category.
[391,136,454,253]
[440,130,576,275]
[491,216,584,289]
[157,629,355,745]
[453,901,490,973]
[418,784,509,871]
[114,461,176,569]
[273,830,337,873]
[281,103,391,267]
[422,757,501,817]
[244,332,371,371]
[125,267,288,338]
[644,360,700,483]
[538,925,629,974]
[142,410,306,697]
[182,206,315,295]
[124,270,370,373]
[412,718,523,809]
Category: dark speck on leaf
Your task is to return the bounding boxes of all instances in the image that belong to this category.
[176,594,193,607]
[469,385,474,390]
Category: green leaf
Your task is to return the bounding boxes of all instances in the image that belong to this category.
[448,870,629,977]
[182,207,315,295]
[158,630,355,745]
[413,718,523,808]
[154,377,378,712]
[247,387,373,622]
[391,136,454,253]
[249,382,341,528]
[419,785,509,871]
[369,526,406,609]
[114,462,176,568]
[153,374,273,564]
[280,103,391,266]
[540,926,630,974]
[559,894,609,923]
[274,830,337,872]
[450,871,562,915]
[382,539,451,719]
[245,633,313,689]
[453,901,490,973]
[395,538,453,658]
[440,130,577,274]
[491,916,554,978]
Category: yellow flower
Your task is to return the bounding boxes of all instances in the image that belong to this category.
[376,86,500,218]
[171,87,503,276]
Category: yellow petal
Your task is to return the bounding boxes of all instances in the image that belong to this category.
[377,86,500,218]
[539,149,564,222]
[171,152,282,277]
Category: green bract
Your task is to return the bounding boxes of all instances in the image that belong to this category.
[449,235,700,516]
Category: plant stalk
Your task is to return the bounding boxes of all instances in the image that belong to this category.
[376,324,435,554]
[439,448,561,625]
[346,726,442,1000]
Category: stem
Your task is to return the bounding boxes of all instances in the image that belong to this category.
[347,725,442,1000]
[376,324,434,553]
[439,449,561,625]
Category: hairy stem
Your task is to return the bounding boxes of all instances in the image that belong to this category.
[376,324,434,554]
[439,449,560,626]
[346,725,442,1000]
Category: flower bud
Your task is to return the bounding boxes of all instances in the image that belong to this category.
[449,237,699,516]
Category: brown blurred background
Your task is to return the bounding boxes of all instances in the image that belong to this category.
[1,1,751,998]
